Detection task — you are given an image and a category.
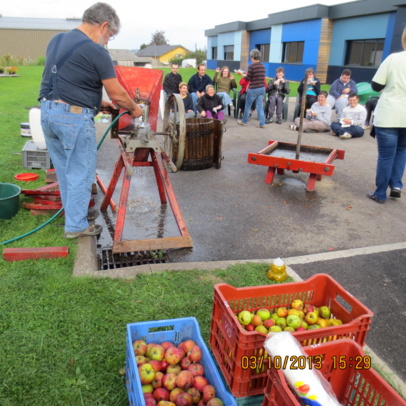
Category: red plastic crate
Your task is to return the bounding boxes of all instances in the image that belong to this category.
[262,339,406,406]
[209,274,373,397]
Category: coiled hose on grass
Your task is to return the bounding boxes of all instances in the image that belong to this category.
[0,110,129,246]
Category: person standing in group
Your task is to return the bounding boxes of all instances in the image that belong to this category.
[327,69,357,120]
[266,67,290,124]
[368,28,406,204]
[39,2,142,239]
[237,49,266,128]
[213,66,237,113]
[187,64,213,114]
[163,63,182,97]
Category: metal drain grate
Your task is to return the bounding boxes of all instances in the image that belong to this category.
[97,248,168,270]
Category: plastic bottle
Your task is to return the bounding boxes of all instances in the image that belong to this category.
[267,257,288,282]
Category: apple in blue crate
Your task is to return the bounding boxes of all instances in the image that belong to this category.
[136,355,147,366]
[180,339,196,353]
[238,310,253,326]
[192,375,208,392]
[139,363,156,384]
[150,344,165,361]
[149,360,163,372]
[207,399,224,406]
[153,387,170,402]
[162,372,178,391]
[188,363,204,377]
[188,345,202,362]
[180,356,192,370]
[187,387,201,404]
[202,384,216,403]
[169,387,184,403]
[152,371,164,389]
[142,384,154,393]
[166,364,182,375]
[165,347,183,365]
[175,392,193,406]
[133,339,148,356]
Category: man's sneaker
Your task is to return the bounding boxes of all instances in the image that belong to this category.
[266,117,274,124]
[229,103,235,111]
[276,118,282,124]
[390,187,401,198]
[64,224,103,239]
[257,124,265,128]
[238,120,247,126]
[87,207,99,221]
[340,132,352,139]
[290,125,298,131]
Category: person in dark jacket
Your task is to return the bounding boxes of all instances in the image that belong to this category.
[197,84,224,121]
[163,63,182,97]
[188,64,213,113]
[266,67,290,124]
[297,68,321,111]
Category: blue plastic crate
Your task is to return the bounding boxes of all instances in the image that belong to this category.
[126,317,237,406]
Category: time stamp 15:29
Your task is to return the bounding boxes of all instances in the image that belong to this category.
[241,355,372,370]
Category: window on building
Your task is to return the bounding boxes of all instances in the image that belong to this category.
[212,47,217,60]
[346,39,384,67]
[224,45,234,61]
[282,42,304,63]
[257,44,270,62]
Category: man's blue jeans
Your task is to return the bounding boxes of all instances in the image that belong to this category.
[374,127,406,201]
[242,87,265,126]
[41,100,96,232]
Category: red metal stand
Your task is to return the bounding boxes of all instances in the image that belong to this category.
[100,140,193,253]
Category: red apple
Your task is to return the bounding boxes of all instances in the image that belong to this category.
[181,339,196,353]
[145,397,157,406]
[136,355,147,366]
[165,347,183,365]
[193,375,208,392]
[153,387,170,402]
[187,345,202,363]
[139,363,155,385]
[169,387,185,403]
[133,339,148,356]
[180,357,192,370]
[207,398,224,406]
[162,372,177,391]
[305,312,318,325]
[147,343,158,358]
[152,371,164,389]
[161,341,174,351]
[263,319,275,328]
[150,360,163,372]
[246,324,255,331]
[187,363,204,377]
[160,360,169,372]
[175,392,193,406]
[202,385,216,403]
[186,387,201,404]
[176,370,194,390]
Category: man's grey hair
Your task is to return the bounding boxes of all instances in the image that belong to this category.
[250,49,261,61]
[82,2,120,33]
[205,84,214,92]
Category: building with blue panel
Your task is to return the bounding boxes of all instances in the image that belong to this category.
[204,0,406,84]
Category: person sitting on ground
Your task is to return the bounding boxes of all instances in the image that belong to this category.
[330,93,366,139]
[290,91,332,133]
[363,97,379,130]
[169,82,195,121]
[213,66,237,113]
[163,63,182,97]
[266,67,290,124]
[297,68,321,112]
[187,64,213,113]
[327,69,357,120]
[196,84,224,121]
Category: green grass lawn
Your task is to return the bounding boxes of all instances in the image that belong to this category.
[0,66,288,405]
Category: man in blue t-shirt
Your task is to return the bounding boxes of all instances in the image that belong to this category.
[39,3,142,239]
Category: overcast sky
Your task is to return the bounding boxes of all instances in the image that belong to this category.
[1,0,357,51]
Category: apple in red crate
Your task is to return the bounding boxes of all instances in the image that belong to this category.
[257,308,271,321]
[192,375,208,392]
[150,344,166,361]
[263,318,275,329]
[153,387,170,402]
[165,347,183,365]
[176,370,194,390]
[186,387,201,404]
[238,310,252,326]
[139,363,155,384]
[133,339,148,356]
[246,324,255,331]
[187,345,202,363]
[305,312,318,325]
[207,398,224,406]
[152,371,164,389]
[169,387,184,403]
[176,392,193,406]
[202,385,216,403]
[187,363,204,377]
[162,372,177,391]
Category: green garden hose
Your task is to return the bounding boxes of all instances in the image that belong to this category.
[0,110,129,246]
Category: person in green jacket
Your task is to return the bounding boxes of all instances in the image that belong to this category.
[213,66,237,113]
